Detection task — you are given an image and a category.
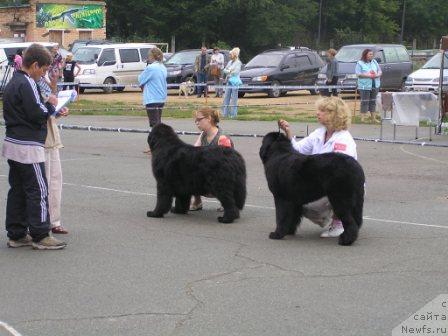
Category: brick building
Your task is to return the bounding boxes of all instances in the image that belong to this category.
[0,0,106,48]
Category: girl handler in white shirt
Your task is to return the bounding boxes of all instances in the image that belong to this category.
[278,96,358,238]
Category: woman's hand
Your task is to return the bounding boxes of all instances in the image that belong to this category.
[47,94,58,106]
[57,107,69,118]
[278,119,293,140]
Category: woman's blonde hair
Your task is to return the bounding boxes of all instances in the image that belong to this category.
[230,47,240,58]
[65,53,73,61]
[149,47,164,62]
[193,107,220,125]
[327,48,337,57]
[316,96,351,131]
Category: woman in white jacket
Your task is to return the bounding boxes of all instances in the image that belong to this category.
[278,96,358,237]
[222,47,242,118]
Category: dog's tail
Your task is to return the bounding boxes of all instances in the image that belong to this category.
[234,180,246,210]
[234,155,247,210]
[354,188,364,228]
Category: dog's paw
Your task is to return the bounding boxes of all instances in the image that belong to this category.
[147,211,163,218]
[171,207,188,214]
[338,232,356,246]
[286,228,297,235]
[218,216,234,224]
[269,231,285,240]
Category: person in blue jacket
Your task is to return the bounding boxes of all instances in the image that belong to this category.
[138,47,167,153]
[355,49,382,123]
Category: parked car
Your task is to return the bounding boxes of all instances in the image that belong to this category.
[74,43,156,93]
[238,48,324,98]
[165,49,230,86]
[69,39,113,53]
[163,52,173,62]
[0,42,59,86]
[405,52,448,93]
[317,44,412,91]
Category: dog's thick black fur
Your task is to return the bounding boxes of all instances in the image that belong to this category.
[147,123,246,223]
[260,132,365,246]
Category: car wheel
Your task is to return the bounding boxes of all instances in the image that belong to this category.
[238,92,246,98]
[309,89,317,95]
[79,87,85,94]
[280,91,287,97]
[268,80,282,98]
[103,77,115,94]
[399,79,407,92]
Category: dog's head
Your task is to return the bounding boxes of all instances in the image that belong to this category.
[259,131,290,163]
[147,123,178,150]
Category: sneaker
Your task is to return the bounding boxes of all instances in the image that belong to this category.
[51,226,69,234]
[320,219,344,238]
[7,234,33,248]
[32,236,67,250]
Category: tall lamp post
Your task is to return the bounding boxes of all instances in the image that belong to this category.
[437,36,448,135]
[317,0,323,48]
[400,0,406,43]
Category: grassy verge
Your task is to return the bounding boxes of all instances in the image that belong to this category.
[61,99,322,122]
[1,99,444,125]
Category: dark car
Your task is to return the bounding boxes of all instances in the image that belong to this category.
[238,48,324,98]
[165,49,230,85]
[317,44,412,91]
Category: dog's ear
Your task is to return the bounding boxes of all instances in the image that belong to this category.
[259,142,270,163]
[147,131,156,148]
[259,132,278,162]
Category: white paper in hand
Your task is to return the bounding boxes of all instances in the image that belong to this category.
[54,90,77,115]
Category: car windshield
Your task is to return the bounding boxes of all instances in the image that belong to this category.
[71,42,88,53]
[245,54,283,68]
[166,51,199,65]
[336,47,367,63]
[74,47,101,64]
[422,52,448,69]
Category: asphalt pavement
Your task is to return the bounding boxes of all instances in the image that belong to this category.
[0,117,447,336]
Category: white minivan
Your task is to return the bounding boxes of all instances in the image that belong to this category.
[405,52,448,93]
[74,43,156,93]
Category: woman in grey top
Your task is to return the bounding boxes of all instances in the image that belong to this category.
[190,107,233,211]
[321,48,339,97]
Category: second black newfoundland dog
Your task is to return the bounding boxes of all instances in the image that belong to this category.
[147,123,246,223]
[260,132,365,246]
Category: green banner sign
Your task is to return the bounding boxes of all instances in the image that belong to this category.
[36,4,104,29]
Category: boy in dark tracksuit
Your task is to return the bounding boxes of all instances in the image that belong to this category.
[2,44,67,250]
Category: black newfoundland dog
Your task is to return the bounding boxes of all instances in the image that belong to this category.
[147,123,246,223]
[260,132,365,246]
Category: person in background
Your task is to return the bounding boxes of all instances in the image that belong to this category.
[194,46,211,98]
[278,96,358,238]
[138,47,167,154]
[189,107,233,211]
[321,48,339,97]
[13,49,23,72]
[62,53,81,90]
[222,47,242,118]
[2,43,67,250]
[355,48,382,123]
[210,47,225,98]
[38,72,70,235]
[49,45,63,82]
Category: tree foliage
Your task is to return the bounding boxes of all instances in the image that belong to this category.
[105,0,447,58]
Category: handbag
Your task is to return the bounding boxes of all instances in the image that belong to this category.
[228,76,242,86]
[210,65,221,77]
